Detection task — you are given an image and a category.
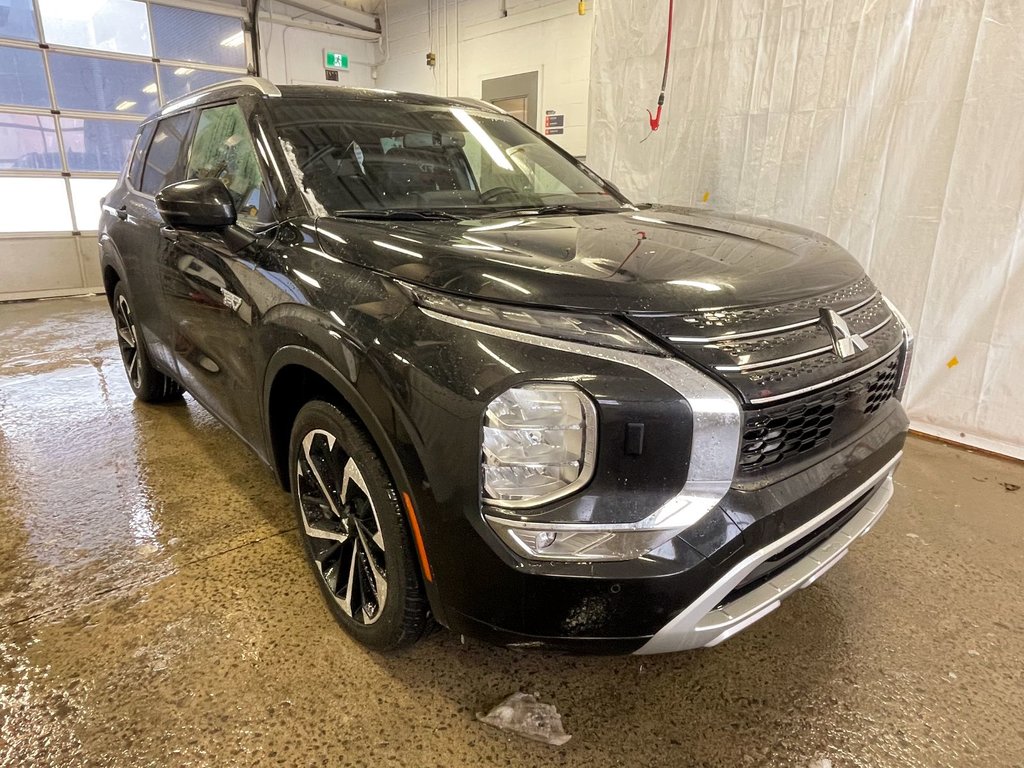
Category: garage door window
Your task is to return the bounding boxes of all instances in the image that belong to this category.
[0,112,59,169]
[37,0,151,57]
[61,117,141,173]
[0,0,249,235]
[0,0,38,41]
[0,45,49,107]
[48,53,159,115]
[150,6,246,69]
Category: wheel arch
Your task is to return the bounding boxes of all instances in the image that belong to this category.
[99,235,126,310]
[263,345,447,625]
[263,346,412,492]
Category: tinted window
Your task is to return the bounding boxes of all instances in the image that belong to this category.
[186,104,266,225]
[128,122,154,188]
[140,112,191,196]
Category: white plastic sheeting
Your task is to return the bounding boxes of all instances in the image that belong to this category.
[588,0,1024,459]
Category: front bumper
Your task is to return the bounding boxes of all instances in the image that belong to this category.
[440,408,907,653]
[637,452,898,653]
[389,298,909,651]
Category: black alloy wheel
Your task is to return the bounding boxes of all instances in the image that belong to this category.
[289,400,429,650]
[112,282,183,402]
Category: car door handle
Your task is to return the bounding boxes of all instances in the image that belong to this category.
[160,226,178,242]
[116,206,128,221]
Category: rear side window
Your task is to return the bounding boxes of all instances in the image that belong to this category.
[186,103,268,226]
[127,122,155,189]
[140,111,191,196]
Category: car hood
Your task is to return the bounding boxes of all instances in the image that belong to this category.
[314,206,867,314]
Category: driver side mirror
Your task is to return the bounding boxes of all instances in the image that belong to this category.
[156,178,237,230]
[156,178,257,252]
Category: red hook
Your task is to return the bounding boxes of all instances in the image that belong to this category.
[647,100,665,132]
[644,0,674,136]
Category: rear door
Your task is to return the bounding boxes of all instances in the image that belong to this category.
[110,111,193,369]
[159,101,274,445]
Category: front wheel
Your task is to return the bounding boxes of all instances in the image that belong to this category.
[288,400,429,651]
[112,282,183,402]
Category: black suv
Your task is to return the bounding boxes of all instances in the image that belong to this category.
[98,78,912,653]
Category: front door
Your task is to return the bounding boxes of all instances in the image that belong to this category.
[112,113,191,370]
[160,102,273,446]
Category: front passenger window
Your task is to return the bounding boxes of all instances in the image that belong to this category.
[186,104,267,227]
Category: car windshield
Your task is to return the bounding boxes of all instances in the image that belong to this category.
[267,97,628,216]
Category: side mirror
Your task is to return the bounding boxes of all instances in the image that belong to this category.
[156,178,237,230]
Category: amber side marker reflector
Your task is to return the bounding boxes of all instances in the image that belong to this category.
[401,491,433,582]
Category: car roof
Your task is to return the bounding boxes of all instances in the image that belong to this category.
[153,76,502,121]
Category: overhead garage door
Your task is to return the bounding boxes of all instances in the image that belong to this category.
[0,0,250,300]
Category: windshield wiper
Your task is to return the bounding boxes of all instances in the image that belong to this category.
[331,209,467,221]
[477,204,618,218]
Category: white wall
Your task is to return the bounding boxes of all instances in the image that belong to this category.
[0,237,102,302]
[588,0,1024,459]
[377,0,595,157]
[260,11,380,88]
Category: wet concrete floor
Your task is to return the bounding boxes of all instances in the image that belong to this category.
[0,295,1022,767]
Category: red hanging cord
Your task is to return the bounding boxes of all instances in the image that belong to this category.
[645,0,675,135]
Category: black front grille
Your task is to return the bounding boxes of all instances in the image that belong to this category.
[739,356,900,472]
[864,360,899,415]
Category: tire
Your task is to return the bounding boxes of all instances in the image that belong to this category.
[288,400,429,651]
[112,282,183,403]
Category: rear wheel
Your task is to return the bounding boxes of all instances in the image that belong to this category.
[112,282,183,402]
[289,400,429,651]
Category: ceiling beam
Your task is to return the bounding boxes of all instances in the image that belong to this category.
[273,0,380,33]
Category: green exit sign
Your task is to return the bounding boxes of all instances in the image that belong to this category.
[325,51,349,70]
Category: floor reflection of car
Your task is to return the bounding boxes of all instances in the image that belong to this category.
[99,77,913,654]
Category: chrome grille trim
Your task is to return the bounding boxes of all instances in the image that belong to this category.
[666,291,879,344]
[714,314,893,373]
[748,343,903,405]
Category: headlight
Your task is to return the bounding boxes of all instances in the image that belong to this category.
[481,383,686,561]
[403,282,662,353]
[883,296,914,400]
[482,383,597,508]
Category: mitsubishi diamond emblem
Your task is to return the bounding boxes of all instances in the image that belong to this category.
[820,308,868,360]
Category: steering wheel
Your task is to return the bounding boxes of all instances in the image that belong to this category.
[479,186,520,204]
